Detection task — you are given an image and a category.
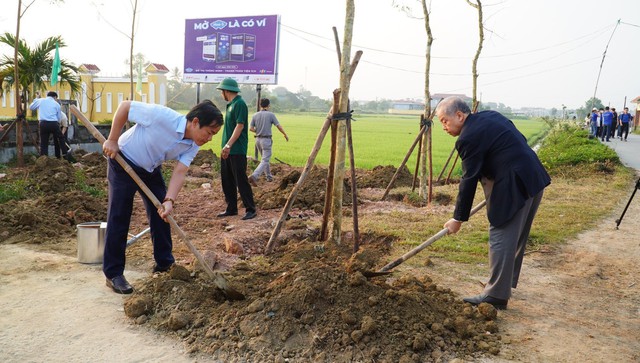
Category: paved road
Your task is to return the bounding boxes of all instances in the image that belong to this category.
[603,131,640,170]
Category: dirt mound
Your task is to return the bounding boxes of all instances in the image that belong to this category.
[126,238,500,362]
[191,149,221,168]
[356,164,414,189]
[255,165,352,213]
[0,156,106,245]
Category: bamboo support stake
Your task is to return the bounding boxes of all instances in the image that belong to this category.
[437,147,456,183]
[381,125,427,200]
[346,116,360,252]
[0,120,17,143]
[445,153,459,184]
[265,102,335,254]
[411,115,424,192]
[427,120,433,204]
[320,100,339,241]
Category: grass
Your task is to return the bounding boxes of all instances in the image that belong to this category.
[201,112,548,174]
[74,170,106,198]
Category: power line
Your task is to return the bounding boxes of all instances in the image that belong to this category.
[281,21,616,59]
[620,21,640,28]
[440,56,602,94]
[283,23,607,77]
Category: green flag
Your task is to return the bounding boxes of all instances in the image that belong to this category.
[50,42,61,87]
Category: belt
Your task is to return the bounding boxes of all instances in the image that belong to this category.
[255,135,272,138]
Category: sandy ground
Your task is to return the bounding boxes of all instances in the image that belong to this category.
[0,246,218,363]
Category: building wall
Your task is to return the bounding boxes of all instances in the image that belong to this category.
[0,72,167,121]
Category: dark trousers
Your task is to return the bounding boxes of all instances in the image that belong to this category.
[610,124,616,138]
[39,121,67,158]
[103,157,174,279]
[220,154,256,214]
[620,123,629,139]
[601,125,611,141]
[485,191,544,300]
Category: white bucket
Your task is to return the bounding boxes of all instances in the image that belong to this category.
[77,222,107,264]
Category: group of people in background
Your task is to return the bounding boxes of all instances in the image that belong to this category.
[587,106,634,142]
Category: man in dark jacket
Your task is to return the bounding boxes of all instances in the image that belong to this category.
[436,97,551,310]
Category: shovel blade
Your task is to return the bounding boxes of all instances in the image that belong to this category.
[361,270,393,278]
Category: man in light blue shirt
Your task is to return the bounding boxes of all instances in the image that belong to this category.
[29,91,69,159]
[101,100,223,294]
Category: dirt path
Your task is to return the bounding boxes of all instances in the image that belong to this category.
[487,184,640,362]
[0,245,218,363]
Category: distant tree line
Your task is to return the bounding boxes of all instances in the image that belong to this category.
[166,68,332,113]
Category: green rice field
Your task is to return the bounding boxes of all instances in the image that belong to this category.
[202,112,548,175]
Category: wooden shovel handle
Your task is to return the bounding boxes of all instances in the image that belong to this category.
[378,200,487,272]
[69,106,231,291]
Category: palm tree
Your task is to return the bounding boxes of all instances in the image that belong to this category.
[0,33,80,114]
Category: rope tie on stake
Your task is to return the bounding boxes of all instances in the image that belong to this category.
[332,110,355,122]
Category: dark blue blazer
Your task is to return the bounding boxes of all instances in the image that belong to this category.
[453,111,551,227]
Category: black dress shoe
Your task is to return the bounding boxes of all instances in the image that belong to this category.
[216,211,238,218]
[463,294,508,310]
[152,263,174,273]
[106,275,133,294]
[241,211,257,220]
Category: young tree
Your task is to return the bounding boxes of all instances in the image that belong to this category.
[92,0,141,102]
[465,0,484,111]
[3,0,65,166]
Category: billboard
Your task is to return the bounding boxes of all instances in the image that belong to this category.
[183,15,280,85]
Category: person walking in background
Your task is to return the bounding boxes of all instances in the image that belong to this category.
[101,100,223,294]
[216,78,257,221]
[248,98,289,186]
[619,107,632,141]
[589,108,598,138]
[601,106,613,142]
[435,96,551,310]
[29,91,71,160]
[596,108,604,138]
[611,107,618,139]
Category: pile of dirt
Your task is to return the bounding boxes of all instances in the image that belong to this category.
[255,165,352,213]
[0,156,106,245]
[356,164,414,189]
[125,238,501,362]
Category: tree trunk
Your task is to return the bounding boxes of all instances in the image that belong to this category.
[129,0,137,103]
[330,0,355,244]
[14,0,24,166]
[419,0,434,202]
[466,0,484,110]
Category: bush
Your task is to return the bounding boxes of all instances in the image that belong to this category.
[537,124,620,177]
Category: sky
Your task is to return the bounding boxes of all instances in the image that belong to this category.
[2,0,639,110]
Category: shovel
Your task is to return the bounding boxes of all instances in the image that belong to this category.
[126,227,151,247]
[70,106,244,300]
[367,200,487,276]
